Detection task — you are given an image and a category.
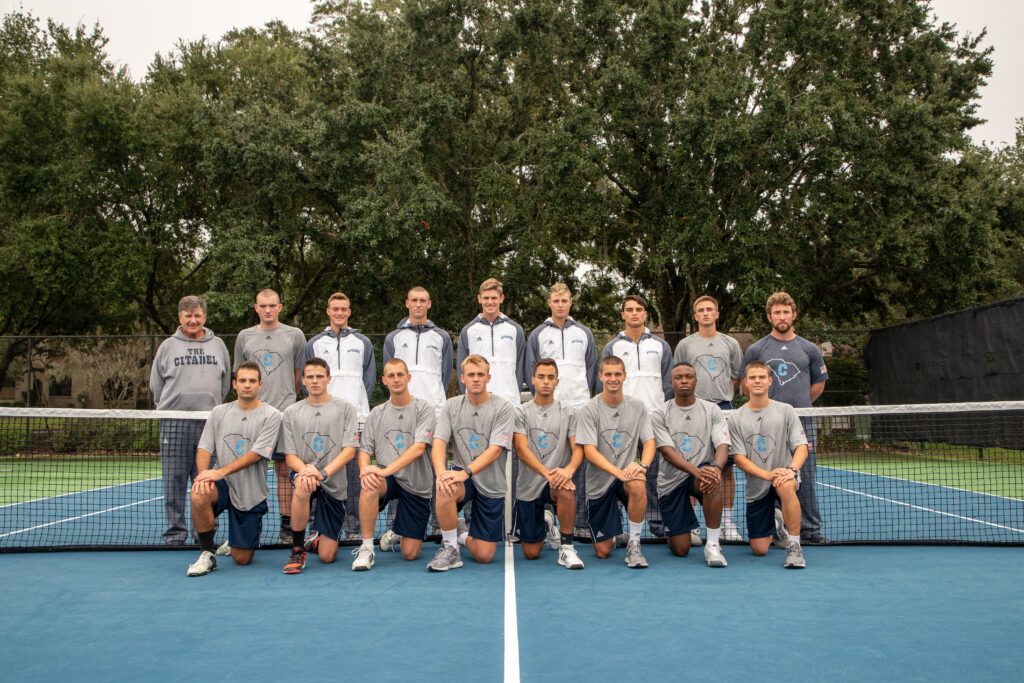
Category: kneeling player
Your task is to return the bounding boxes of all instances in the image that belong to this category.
[427,355,514,571]
[187,361,282,576]
[512,358,585,569]
[653,363,730,567]
[729,361,808,569]
[280,358,359,573]
[576,356,656,568]
[352,359,437,569]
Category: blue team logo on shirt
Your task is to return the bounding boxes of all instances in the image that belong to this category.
[385,430,414,458]
[750,434,775,464]
[223,434,252,458]
[600,429,634,458]
[528,428,558,461]
[672,432,706,462]
[695,354,726,380]
[254,349,285,375]
[302,432,337,458]
[766,358,801,386]
[456,428,487,457]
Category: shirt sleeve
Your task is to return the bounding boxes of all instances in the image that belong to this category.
[251,408,282,459]
[292,329,307,367]
[512,402,528,436]
[574,404,598,447]
[440,329,454,396]
[382,330,395,363]
[524,329,540,396]
[217,338,232,401]
[489,401,514,450]
[434,401,453,444]
[584,327,598,394]
[728,337,744,380]
[232,331,244,371]
[807,340,829,384]
[651,406,673,449]
[785,405,809,451]
[359,410,377,457]
[567,406,578,439]
[362,335,376,401]
[514,320,527,394]
[280,408,297,456]
[660,339,673,400]
[414,402,437,444]
[456,324,470,394]
[638,410,655,444]
[149,343,166,406]
[340,404,361,450]
[197,409,218,454]
[727,413,746,457]
[710,404,731,449]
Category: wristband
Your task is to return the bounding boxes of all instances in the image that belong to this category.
[320,468,330,480]
[639,462,649,470]
[786,466,799,476]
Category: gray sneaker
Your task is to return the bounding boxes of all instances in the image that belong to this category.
[784,542,806,569]
[773,509,790,549]
[278,523,292,545]
[351,545,375,571]
[721,521,742,543]
[690,529,703,547]
[704,542,728,568]
[379,529,401,552]
[612,532,630,549]
[427,544,463,572]
[625,540,648,568]
[457,517,468,541]
[544,509,560,550]
[186,550,217,577]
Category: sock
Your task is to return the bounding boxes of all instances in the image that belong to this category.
[560,531,574,547]
[706,526,721,546]
[280,514,291,529]
[629,520,643,543]
[457,527,469,546]
[722,508,733,525]
[441,528,458,548]
[789,534,802,549]
[292,530,305,549]
[197,530,216,554]
[361,538,374,550]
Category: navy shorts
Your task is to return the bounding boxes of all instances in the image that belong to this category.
[271,450,287,462]
[586,480,631,543]
[455,471,505,543]
[715,401,735,466]
[213,479,268,549]
[746,487,782,539]
[378,475,431,540]
[512,484,556,544]
[290,472,346,541]
[658,476,702,538]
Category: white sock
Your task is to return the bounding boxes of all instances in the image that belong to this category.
[457,527,469,546]
[706,527,721,545]
[789,534,802,549]
[441,528,458,548]
[722,508,733,525]
[629,520,643,543]
[361,538,373,550]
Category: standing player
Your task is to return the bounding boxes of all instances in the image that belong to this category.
[599,294,672,540]
[150,295,231,545]
[278,358,360,574]
[741,291,828,544]
[234,288,307,544]
[457,278,526,407]
[524,283,597,539]
[382,286,454,414]
[304,292,376,541]
[185,361,282,576]
[352,358,437,570]
[512,358,585,569]
[426,355,514,571]
[576,356,656,568]
[652,363,730,567]
[728,362,809,569]
[672,295,743,542]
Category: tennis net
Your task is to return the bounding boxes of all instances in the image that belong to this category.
[1,402,1023,550]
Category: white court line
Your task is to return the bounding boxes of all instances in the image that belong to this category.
[0,496,162,538]
[504,540,520,683]
[819,465,1024,502]
[817,482,1024,535]
[0,477,161,509]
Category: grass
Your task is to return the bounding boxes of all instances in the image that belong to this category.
[0,456,162,506]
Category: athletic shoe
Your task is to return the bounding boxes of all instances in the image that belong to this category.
[625,540,648,568]
[801,531,829,545]
[379,529,401,552]
[351,545,375,571]
[721,521,742,542]
[278,523,292,545]
[457,517,468,544]
[784,542,806,569]
[283,549,306,574]
[304,533,320,553]
[648,521,665,538]
[426,545,463,572]
[690,529,703,547]
[704,542,728,568]
[215,540,231,556]
[544,509,560,550]
[612,532,630,549]
[558,545,584,570]
[186,550,217,577]
[773,509,790,549]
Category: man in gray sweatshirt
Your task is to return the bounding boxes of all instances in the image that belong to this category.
[150,295,231,544]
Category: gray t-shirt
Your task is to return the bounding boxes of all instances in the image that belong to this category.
[652,398,730,497]
[575,395,654,500]
[198,401,282,511]
[280,397,360,500]
[435,395,514,498]
[727,401,808,502]
[673,332,743,403]
[361,398,437,498]
[741,335,828,408]
[234,323,307,411]
[513,400,577,501]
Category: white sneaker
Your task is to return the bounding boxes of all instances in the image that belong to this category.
[690,529,703,547]
[544,509,560,550]
[721,521,742,542]
[558,545,584,570]
[186,550,217,577]
[773,509,790,549]
[704,542,728,568]
[351,545,375,571]
[625,540,648,568]
[379,529,401,552]
[215,540,231,556]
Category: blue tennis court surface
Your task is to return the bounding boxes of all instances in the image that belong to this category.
[2,543,1022,681]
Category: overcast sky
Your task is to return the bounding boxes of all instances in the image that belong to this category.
[5,0,1022,147]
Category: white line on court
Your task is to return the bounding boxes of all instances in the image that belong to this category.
[504,540,521,683]
[0,496,162,538]
[0,477,162,509]
[818,482,1024,534]
[819,465,1024,502]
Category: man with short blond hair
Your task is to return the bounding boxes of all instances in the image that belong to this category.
[457,278,526,407]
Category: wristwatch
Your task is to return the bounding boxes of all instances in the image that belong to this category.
[786,466,799,476]
[638,462,649,470]
[465,467,473,479]
[320,468,330,480]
